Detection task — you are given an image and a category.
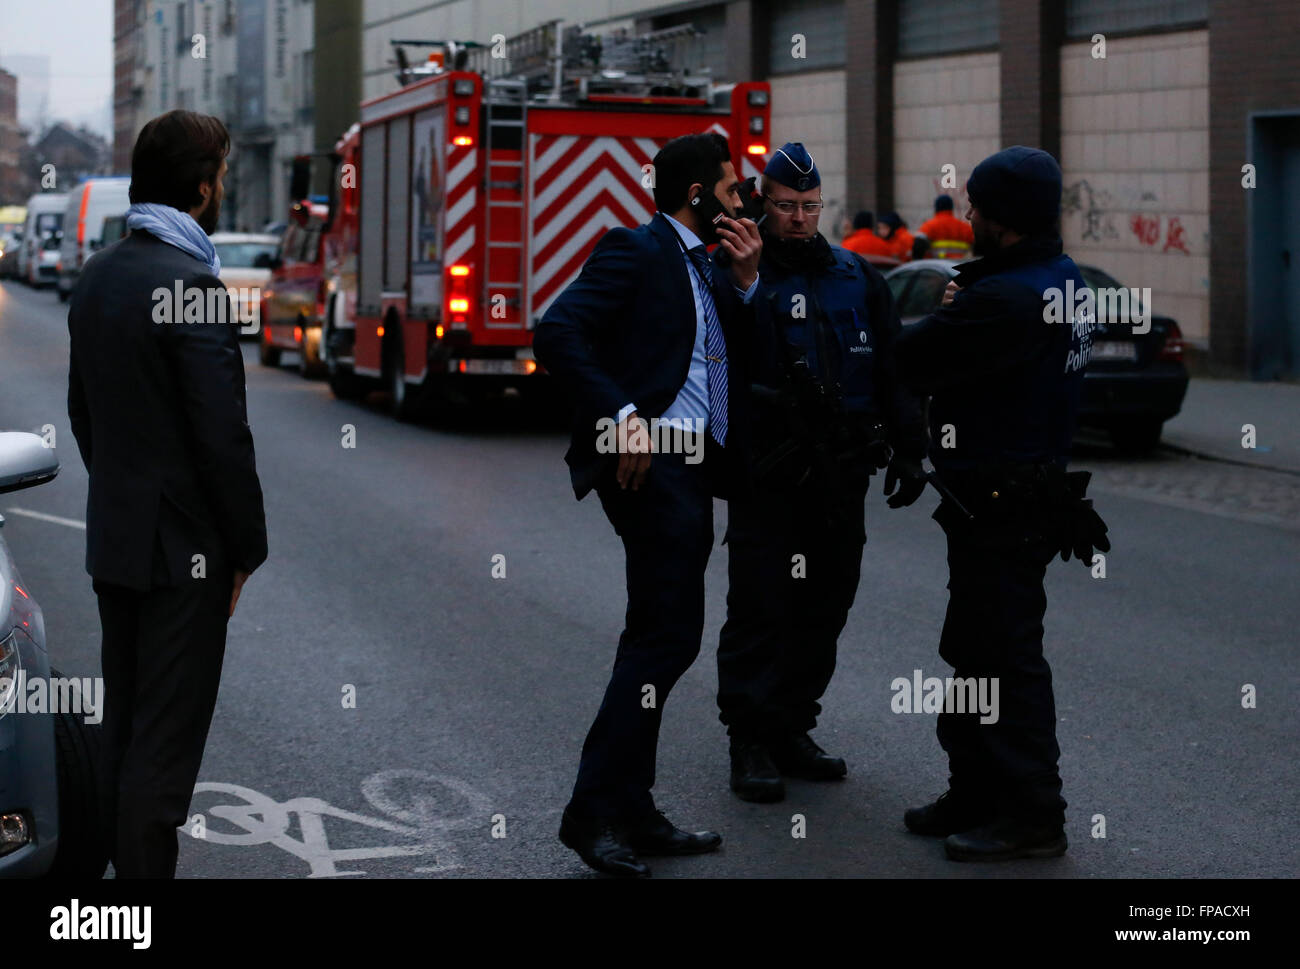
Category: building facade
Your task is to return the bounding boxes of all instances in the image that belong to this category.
[0,70,21,204]
[358,0,1299,378]
[113,0,315,231]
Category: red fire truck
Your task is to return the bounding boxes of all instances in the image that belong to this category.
[319,20,772,419]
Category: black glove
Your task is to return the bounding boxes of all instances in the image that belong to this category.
[1058,471,1111,566]
[884,456,927,508]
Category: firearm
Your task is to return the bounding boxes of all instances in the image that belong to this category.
[752,356,890,529]
[924,469,975,522]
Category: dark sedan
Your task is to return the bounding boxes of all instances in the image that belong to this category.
[885,259,1189,453]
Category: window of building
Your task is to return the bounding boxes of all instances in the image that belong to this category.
[897,0,998,58]
[300,49,314,125]
[766,0,846,75]
[1065,0,1208,38]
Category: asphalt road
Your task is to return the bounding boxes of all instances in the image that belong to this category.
[1,276,1297,878]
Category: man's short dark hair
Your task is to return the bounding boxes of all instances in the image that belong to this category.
[853,210,874,230]
[130,110,230,211]
[652,133,732,214]
[934,194,955,212]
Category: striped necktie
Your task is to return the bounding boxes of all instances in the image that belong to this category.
[687,245,728,447]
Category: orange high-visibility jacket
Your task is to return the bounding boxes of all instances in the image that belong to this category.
[841,228,895,258]
[917,211,974,244]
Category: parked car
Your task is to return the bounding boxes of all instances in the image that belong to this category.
[29,234,63,288]
[0,206,24,270]
[0,230,20,279]
[210,232,280,339]
[17,193,68,286]
[259,199,330,376]
[0,432,108,878]
[56,177,130,302]
[885,259,1189,453]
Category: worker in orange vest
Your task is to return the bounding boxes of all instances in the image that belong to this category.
[841,211,895,259]
[917,194,975,246]
[877,211,914,263]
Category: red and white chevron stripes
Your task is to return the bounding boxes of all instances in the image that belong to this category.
[444,143,477,269]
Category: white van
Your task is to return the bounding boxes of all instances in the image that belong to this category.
[57,176,131,301]
[18,192,69,286]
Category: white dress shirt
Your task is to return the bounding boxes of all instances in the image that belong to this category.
[615,212,759,432]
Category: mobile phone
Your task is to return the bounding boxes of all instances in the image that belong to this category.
[692,189,732,232]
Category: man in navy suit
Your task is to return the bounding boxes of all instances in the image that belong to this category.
[533,132,764,877]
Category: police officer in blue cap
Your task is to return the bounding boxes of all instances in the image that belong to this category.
[895,146,1110,861]
[719,142,928,801]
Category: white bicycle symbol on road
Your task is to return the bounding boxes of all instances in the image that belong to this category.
[186,769,495,877]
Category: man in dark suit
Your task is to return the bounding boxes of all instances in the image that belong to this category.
[67,110,267,878]
[534,132,764,877]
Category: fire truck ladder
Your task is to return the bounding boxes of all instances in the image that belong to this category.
[483,77,527,329]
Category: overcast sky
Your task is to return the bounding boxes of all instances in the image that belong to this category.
[0,0,113,137]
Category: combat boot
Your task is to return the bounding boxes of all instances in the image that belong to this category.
[729,740,785,802]
[767,733,847,781]
[904,790,996,837]
[944,816,1068,862]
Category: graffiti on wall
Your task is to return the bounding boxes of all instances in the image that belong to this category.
[1131,213,1189,253]
[1064,179,1192,254]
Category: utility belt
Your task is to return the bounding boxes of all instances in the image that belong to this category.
[751,398,890,493]
[931,461,1110,566]
[937,461,1068,512]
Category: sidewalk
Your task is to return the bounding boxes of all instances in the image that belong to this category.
[1162,378,1300,474]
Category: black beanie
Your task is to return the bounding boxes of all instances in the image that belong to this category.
[966,146,1061,235]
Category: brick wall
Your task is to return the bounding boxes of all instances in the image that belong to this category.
[768,69,849,239]
[1059,30,1210,345]
[892,52,1000,231]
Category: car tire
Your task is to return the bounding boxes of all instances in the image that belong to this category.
[1110,419,1163,455]
[383,322,420,422]
[45,670,110,879]
[259,336,282,368]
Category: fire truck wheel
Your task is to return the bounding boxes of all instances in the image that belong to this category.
[259,337,282,368]
[384,323,419,422]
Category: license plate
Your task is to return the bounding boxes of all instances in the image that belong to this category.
[1092,341,1137,362]
[460,358,524,375]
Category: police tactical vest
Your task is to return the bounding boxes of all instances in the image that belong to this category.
[931,252,1090,471]
[761,245,880,415]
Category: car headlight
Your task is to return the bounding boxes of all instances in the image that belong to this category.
[0,630,19,719]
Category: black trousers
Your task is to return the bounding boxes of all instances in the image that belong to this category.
[932,500,1067,824]
[94,569,232,877]
[716,480,868,740]
[567,448,716,822]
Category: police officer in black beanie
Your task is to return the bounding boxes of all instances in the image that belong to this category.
[719,143,927,802]
[895,146,1109,861]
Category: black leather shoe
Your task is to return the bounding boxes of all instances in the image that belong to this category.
[767,734,847,781]
[944,817,1068,862]
[558,808,651,878]
[729,740,785,802]
[904,790,996,837]
[626,810,722,856]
